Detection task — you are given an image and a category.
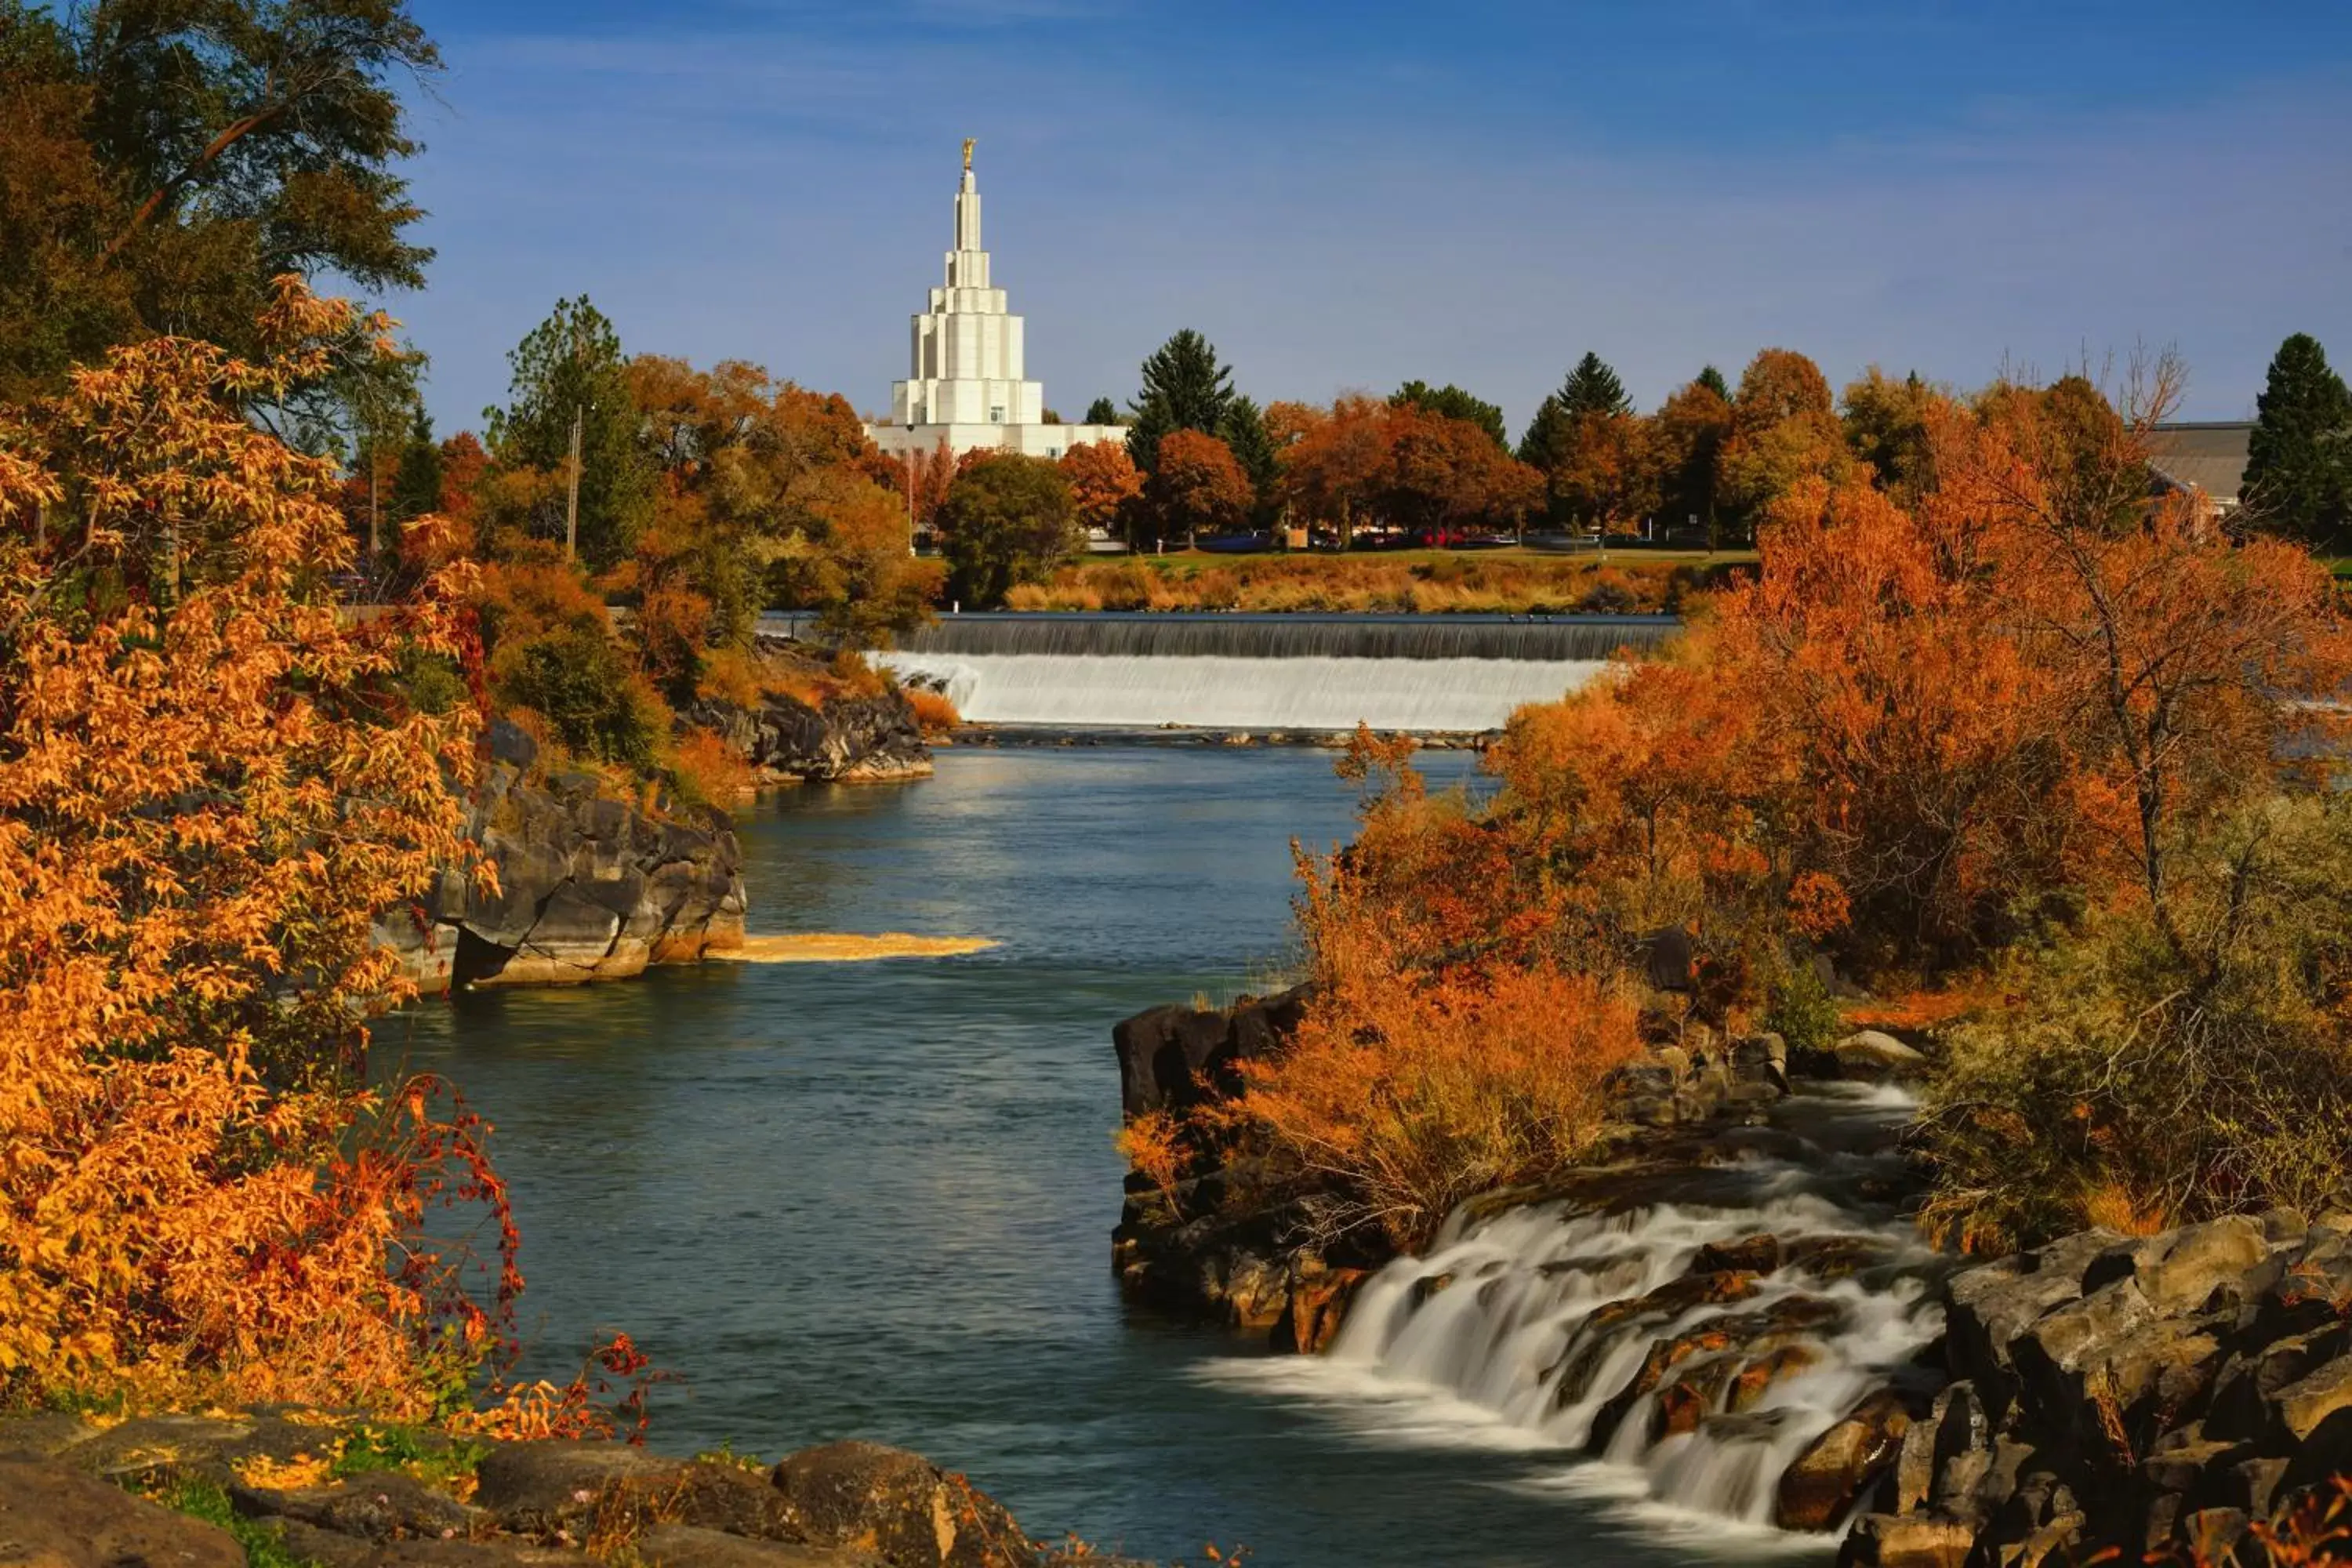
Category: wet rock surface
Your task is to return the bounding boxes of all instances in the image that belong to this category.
[1109,985,1844,1343]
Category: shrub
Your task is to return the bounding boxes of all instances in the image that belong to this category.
[905,687,960,733]
[1918,796,2352,1253]
[493,626,667,772]
[1234,964,1641,1250]
[1764,960,1843,1058]
[668,727,756,805]
[0,285,515,1415]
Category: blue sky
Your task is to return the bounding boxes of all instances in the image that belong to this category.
[394,1,2352,438]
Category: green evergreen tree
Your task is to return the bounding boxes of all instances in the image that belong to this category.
[1219,394,1279,503]
[390,408,443,525]
[938,455,1078,607]
[1697,365,1732,402]
[484,296,653,570]
[1392,380,1508,448]
[1557,351,1632,417]
[1515,395,1575,470]
[2245,333,2352,545]
[1083,396,1121,426]
[1126,329,1234,473]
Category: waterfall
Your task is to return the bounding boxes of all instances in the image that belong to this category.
[885,612,1682,662]
[873,652,1613,731]
[1200,1086,1947,1537]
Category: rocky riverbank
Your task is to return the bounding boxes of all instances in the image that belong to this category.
[688,681,932,786]
[949,727,1492,752]
[1109,989,2352,1558]
[374,719,747,991]
[1107,985,1886,1350]
[1849,1211,2352,1566]
[375,672,934,992]
[0,1405,1115,1568]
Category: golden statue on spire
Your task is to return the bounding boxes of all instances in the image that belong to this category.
[962,137,975,172]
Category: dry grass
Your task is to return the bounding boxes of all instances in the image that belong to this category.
[699,644,887,710]
[667,727,757,804]
[1004,553,1738,615]
[905,687,961,732]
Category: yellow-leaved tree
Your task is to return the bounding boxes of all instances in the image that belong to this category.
[0,279,514,1414]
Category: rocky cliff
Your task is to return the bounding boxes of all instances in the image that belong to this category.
[1848,1211,2352,1566]
[687,677,931,786]
[1112,989,2352,1558]
[375,720,746,991]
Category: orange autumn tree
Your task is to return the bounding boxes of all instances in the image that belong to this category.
[1163,360,2352,1261]
[0,280,516,1413]
[1212,730,1642,1250]
[1061,439,1145,546]
[1145,428,1255,543]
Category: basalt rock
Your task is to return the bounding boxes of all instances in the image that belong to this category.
[1109,983,1798,1350]
[1843,1210,2352,1566]
[0,1454,243,1568]
[3,1406,1066,1568]
[1112,985,1312,1118]
[771,1441,1034,1568]
[376,721,746,990]
[1776,1390,1913,1532]
[687,681,931,786]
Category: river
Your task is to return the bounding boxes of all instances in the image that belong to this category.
[383,747,1813,1567]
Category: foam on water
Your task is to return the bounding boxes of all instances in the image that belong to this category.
[1200,1091,1947,1538]
[877,652,1612,731]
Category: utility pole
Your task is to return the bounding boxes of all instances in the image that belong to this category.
[564,405,583,562]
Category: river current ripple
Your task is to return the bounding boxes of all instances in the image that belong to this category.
[386,748,1817,1567]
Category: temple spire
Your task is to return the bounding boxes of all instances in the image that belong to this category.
[954,144,982,254]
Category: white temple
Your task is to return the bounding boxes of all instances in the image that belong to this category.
[866,142,1125,463]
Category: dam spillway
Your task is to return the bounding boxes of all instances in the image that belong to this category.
[763,612,1684,732]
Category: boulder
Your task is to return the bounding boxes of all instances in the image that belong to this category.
[472,1439,684,1533]
[1829,1030,1929,1080]
[432,782,746,990]
[230,1468,478,1541]
[0,1411,99,1458]
[0,1453,243,1568]
[771,1441,1036,1568]
[1112,987,1309,1117]
[2272,1353,2352,1441]
[2085,1215,2272,1316]
[1838,1512,1976,1568]
[685,681,931,786]
[1775,1391,1912,1531]
[1273,1264,1368,1354]
[258,1517,572,1566]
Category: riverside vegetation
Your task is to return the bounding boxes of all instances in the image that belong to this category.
[1114,355,2352,1562]
[0,296,1017,1567]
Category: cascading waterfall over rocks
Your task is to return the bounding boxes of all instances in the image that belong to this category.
[837,612,1680,731]
[1215,1086,1951,1534]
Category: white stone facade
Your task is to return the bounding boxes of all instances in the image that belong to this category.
[866,151,1125,464]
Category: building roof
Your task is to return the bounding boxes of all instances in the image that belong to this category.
[2146,420,2255,507]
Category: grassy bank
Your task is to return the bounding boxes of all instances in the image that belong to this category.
[1003,548,1755,615]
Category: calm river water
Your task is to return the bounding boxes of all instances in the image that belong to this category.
[384,747,1773,1568]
